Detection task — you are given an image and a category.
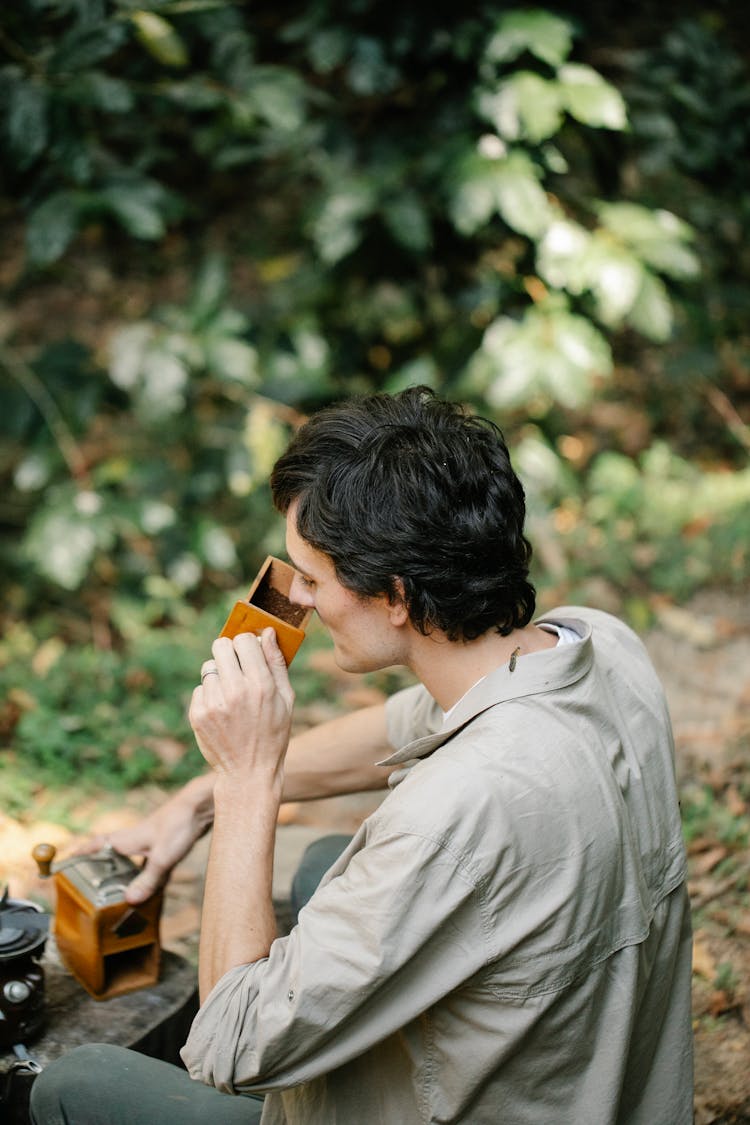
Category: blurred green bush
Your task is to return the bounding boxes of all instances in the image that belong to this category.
[0,3,748,791]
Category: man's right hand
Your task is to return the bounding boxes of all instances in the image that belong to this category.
[75,774,216,905]
[71,699,393,904]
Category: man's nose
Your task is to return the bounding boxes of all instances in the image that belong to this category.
[289,573,315,608]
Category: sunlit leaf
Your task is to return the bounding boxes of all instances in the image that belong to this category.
[450,150,552,238]
[243,400,290,489]
[627,272,674,342]
[493,151,553,238]
[514,430,572,496]
[596,203,699,279]
[485,10,573,68]
[588,251,644,325]
[131,11,188,67]
[100,185,166,239]
[449,158,498,235]
[140,349,189,416]
[207,338,258,383]
[474,304,612,408]
[25,499,115,591]
[167,552,202,591]
[251,71,307,131]
[481,72,564,143]
[108,323,153,390]
[140,499,177,535]
[558,64,628,130]
[537,218,591,290]
[200,524,237,570]
[311,180,376,263]
[538,221,659,327]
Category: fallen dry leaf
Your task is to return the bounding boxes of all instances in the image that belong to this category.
[708,989,737,1018]
[725,784,747,817]
[691,845,728,877]
[692,935,717,980]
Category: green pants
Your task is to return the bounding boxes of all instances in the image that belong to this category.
[30,834,352,1125]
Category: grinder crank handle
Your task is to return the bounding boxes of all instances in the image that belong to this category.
[32,842,57,877]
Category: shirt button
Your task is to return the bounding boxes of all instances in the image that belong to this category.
[287,989,295,1002]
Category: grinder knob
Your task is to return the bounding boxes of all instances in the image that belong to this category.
[32,842,57,877]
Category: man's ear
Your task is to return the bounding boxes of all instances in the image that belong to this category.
[387,578,410,626]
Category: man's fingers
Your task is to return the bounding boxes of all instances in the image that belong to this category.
[125,863,167,905]
[260,629,295,708]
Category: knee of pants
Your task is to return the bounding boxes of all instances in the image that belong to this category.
[30,1044,128,1123]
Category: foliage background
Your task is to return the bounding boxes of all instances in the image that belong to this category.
[1,0,749,796]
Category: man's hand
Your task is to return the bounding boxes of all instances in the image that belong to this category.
[75,774,216,904]
[189,628,294,790]
[189,628,295,999]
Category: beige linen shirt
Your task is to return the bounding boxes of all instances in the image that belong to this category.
[182,607,693,1124]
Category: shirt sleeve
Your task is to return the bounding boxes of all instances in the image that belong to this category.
[180,822,489,1094]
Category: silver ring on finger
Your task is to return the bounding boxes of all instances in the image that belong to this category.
[201,668,220,683]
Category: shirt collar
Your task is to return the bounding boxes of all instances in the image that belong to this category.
[377,614,593,769]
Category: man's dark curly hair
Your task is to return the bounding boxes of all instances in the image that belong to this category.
[270,386,536,642]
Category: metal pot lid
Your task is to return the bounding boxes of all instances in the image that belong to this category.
[0,889,49,961]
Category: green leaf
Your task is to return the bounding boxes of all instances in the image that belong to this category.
[474,304,612,409]
[537,218,591,291]
[347,36,399,96]
[24,493,115,591]
[627,273,674,342]
[49,21,127,72]
[207,338,258,384]
[485,10,574,68]
[7,80,48,167]
[450,150,552,238]
[243,400,291,489]
[587,249,644,325]
[251,72,306,132]
[479,73,565,144]
[68,72,134,113]
[308,28,350,74]
[100,185,166,239]
[449,159,498,236]
[131,10,189,68]
[557,64,628,131]
[190,255,229,322]
[382,192,432,252]
[26,192,80,265]
[595,203,699,279]
[310,181,376,263]
[494,152,552,238]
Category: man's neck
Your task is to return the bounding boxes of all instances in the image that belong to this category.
[407,624,558,712]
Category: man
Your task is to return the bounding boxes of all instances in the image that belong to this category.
[31,387,693,1124]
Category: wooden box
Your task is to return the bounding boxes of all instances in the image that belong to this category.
[219,555,313,665]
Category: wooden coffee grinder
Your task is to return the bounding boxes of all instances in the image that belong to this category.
[32,843,163,1001]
